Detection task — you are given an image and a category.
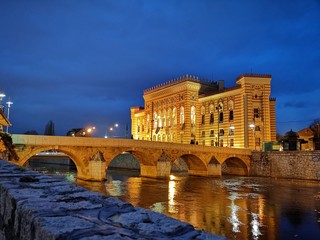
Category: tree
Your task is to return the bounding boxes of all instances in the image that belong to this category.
[24,130,39,135]
[0,132,19,160]
[309,118,320,137]
[44,120,55,136]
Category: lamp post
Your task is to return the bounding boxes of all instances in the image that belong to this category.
[249,123,255,150]
[104,123,119,138]
[0,92,5,111]
[5,98,13,133]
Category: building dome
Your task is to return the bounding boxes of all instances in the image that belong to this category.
[284,129,299,139]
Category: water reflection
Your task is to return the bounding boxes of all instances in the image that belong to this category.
[32,163,320,240]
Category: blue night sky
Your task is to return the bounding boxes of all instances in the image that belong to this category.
[1,0,319,137]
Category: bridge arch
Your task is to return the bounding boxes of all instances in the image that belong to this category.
[221,157,249,176]
[179,154,208,176]
[15,146,86,177]
[107,152,140,170]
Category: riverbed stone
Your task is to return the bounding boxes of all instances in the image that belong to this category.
[0,159,224,239]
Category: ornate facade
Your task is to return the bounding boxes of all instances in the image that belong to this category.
[130,73,276,150]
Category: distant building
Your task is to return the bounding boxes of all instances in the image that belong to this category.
[298,128,314,150]
[131,74,276,150]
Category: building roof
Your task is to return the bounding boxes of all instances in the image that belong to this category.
[236,73,272,81]
[0,110,10,127]
[298,127,314,137]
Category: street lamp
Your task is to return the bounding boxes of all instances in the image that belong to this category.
[249,123,255,150]
[104,123,119,138]
[5,98,13,133]
[0,92,5,111]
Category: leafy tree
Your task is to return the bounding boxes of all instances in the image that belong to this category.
[24,130,39,135]
[44,120,55,135]
[309,118,320,137]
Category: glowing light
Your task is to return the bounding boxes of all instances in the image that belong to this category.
[250,213,262,239]
[168,178,177,213]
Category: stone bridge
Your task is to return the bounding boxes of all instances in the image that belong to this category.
[11,134,252,181]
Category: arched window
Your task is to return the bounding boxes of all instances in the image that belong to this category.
[158,110,162,128]
[219,112,224,123]
[153,112,158,128]
[228,100,234,121]
[167,109,172,127]
[163,110,167,127]
[209,104,214,113]
[146,114,150,133]
[217,102,223,123]
[180,106,185,124]
[201,106,205,124]
[209,104,214,124]
[191,106,196,126]
[172,108,177,125]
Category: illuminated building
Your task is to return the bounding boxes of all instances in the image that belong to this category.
[131,73,276,150]
[0,110,10,132]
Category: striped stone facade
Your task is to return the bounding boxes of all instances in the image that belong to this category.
[131,74,276,150]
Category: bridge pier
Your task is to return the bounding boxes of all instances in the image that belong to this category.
[208,163,222,177]
[78,160,106,181]
[140,161,171,178]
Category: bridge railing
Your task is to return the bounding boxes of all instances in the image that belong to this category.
[11,134,252,155]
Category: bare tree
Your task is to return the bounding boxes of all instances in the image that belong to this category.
[309,118,320,137]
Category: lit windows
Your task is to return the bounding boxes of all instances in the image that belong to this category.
[191,106,196,126]
[254,108,259,118]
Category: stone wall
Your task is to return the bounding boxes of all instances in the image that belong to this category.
[0,159,223,240]
[250,151,320,180]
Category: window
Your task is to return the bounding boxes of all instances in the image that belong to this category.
[219,112,224,123]
[201,131,205,138]
[172,108,177,125]
[255,126,260,131]
[219,129,224,136]
[191,106,196,126]
[254,108,259,118]
[219,139,223,147]
[201,106,205,124]
[210,113,214,124]
[211,140,215,146]
[229,127,234,136]
[163,110,166,127]
[147,114,150,133]
[210,129,214,137]
[229,110,234,121]
[158,111,162,128]
[255,137,260,147]
[180,107,185,124]
[167,109,172,127]
[154,112,158,128]
[230,139,234,147]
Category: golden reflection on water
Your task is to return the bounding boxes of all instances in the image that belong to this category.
[168,175,177,214]
[76,171,320,240]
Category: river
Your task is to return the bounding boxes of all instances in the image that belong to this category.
[29,158,320,239]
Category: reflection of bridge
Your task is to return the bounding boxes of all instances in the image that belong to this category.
[11,134,252,181]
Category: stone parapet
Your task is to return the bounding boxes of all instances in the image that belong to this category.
[0,159,224,240]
